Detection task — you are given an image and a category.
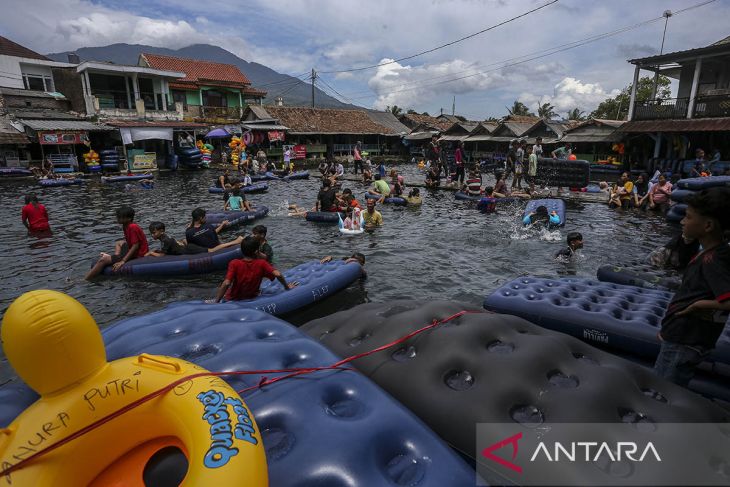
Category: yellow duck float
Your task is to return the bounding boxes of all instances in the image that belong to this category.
[0,290,268,486]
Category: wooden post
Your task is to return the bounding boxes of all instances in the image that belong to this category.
[687,58,703,119]
[627,65,640,121]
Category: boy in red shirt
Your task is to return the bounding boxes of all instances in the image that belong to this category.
[21,194,50,232]
[85,206,149,280]
[208,236,297,302]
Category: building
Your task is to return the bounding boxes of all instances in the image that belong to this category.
[560,119,625,162]
[140,53,267,124]
[398,113,454,132]
[243,106,409,159]
[0,36,75,92]
[622,35,730,173]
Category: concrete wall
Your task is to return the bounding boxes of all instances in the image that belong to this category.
[0,55,25,89]
[2,94,69,111]
[51,68,85,113]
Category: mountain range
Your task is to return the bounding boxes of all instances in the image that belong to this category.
[47,43,356,110]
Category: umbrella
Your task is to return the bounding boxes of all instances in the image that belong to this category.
[205,128,230,138]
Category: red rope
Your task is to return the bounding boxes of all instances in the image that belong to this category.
[1,309,481,478]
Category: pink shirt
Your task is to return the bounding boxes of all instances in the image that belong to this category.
[651,182,672,204]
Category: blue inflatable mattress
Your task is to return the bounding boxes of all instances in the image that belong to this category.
[102,174,153,183]
[676,175,730,190]
[454,192,519,204]
[666,204,686,223]
[522,198,565,226]
[302,300,730,485]
[483,277,730,367]
[0,309,476,486]
[0,168,33,177]
[208,182,269,194]
[283,170,310,180]
[364,193,407,205]
[305,211,341,224]
[597,260,682,291]
[251,171,279,181]
[206,206,268,227]
[669,188,695,203]
[38,178,83,187]
[100,246,242,277]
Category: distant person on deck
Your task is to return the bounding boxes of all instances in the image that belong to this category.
[527,145,538,194]
[21,194,50,233]
[654,187,730,387]
[207,236,297,303]
[512,139,525,190]
[86,206,148,280]
[353,141,363,174]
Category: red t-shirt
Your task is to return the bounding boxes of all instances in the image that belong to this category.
[225,258,276,300]
[21,203,50,231]
[123,223,149,258]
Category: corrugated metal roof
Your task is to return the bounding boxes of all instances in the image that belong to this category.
[404,131,436,141]
[248,105,272,120]
[620,118,730,132]
[464,135,494,142]
[12,109,80,120]
[366,111,410,134]
[628,40,730,66]
[0,116,29,144]
[439,135,467,141]
[106,120,208,128]
[241,123,289,131]
[20,119,114,131]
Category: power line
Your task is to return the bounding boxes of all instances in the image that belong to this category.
[335,0,717,102]
[268,75,311,99]
[318,0,558,74]
[252,71,311,89]
[316,76,356,105]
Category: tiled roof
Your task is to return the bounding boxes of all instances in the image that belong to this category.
[105,120,209,128]
[243,87,267,97]
[20,119,114,131]
[141,53,251,87]
[620,118,730,133]
[366,111,410,134]
[0,36,49,61]
[400,113,453,132]
[262,106,405,135]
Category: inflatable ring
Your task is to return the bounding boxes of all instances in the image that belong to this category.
[0,291,267,486]
[242,132,253,146]
[338,210,365,235]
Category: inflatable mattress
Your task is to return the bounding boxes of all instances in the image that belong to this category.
[38,178,83,187]
[0,309,476,486]
[208,182,269,194]
[364,193,407,205]
[102,174,153,183]
[0,167,33,177]
[171,259,364,315]
[305,211,341,224]
[676,175,730,190]
[669,188,695,203]
[302,300,730,485]
[597,260,682,291]
[666,204,686,223]
[250,172,279,181]
[206,206,268,227]
[454,192,518,203]
[483,277,730,367]
[522,198,565,226]
[100,245,242,277]
[283,170,309,180]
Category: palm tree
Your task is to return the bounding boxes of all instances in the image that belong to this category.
[506,101,532,117]
[387,105,403,117]
[567,108,586,121]
[538,102,557,119]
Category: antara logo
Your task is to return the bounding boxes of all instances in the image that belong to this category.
[482,433,661,473]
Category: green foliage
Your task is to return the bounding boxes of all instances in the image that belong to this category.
[507,100,534,117]
[567,108,586,121]
[386,105,404,117]
[590,75,671,120]
[538,102,557,119]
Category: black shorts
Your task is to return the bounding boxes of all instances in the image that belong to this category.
[111,242,133,264]
[183,243,209,254]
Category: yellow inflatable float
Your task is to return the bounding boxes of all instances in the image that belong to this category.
[0,290,268,486]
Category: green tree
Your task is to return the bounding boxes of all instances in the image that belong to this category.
[590,75,671,120]
[406,108,418,114]
[506,100,534,117]
[538,102,557,119]
[567,108,586,121]
[387,105,403,117]
[421,111,431,116]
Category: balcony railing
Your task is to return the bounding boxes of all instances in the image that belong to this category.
[185,105,242,120]
[633,98,688,120]
[693,94,730,118]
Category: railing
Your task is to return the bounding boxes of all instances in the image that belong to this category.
[333,144,381,154]
[633,98,688,120]
[185,105,242,120]
[693,94,730,118]
[93,90,131,110]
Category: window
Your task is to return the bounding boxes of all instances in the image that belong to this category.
[172,91,187,110]
[22,74,54,92]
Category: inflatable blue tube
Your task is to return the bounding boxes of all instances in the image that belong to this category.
[208,182,268,194]
[101,163,120,170]
[206,206,269,227]
[0,167,33,176]
[102,174,153,183]
[585,185,602,193]
[0,308,476,486]
[251,171,280,181]
[522,198,565,226]
[483,276,730,367]
[597,261,682,291]
[666,205,685,223]
[306,211,341,224]
[364,193,407,206]
[676,175,730,190]
[454,192,519,203]
[100,245,242,277]
[669,188,695,203]
[38,178,83,187]
[283,170,310,180]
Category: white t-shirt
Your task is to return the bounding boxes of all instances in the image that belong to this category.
[284,150,291,162]
[532,144,543,157]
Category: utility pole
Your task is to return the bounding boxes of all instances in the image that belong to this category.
[452,95,455,116]
[652,10,672,100]
[311,68,316,109]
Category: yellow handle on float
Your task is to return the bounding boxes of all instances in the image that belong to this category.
[136,354,182,373]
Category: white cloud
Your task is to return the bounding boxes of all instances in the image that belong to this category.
[520,77,621,116]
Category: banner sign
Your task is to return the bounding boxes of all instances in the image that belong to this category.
[39,131,89,145]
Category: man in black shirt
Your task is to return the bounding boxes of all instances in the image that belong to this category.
[316,179,340,212]
[654,187,730,386]
[555,232,583,260]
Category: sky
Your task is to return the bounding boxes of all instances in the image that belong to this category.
[2,0,729,120]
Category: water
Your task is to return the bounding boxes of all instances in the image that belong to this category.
[0,164,677,379]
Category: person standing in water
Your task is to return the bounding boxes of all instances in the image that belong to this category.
[21,194,50,233]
